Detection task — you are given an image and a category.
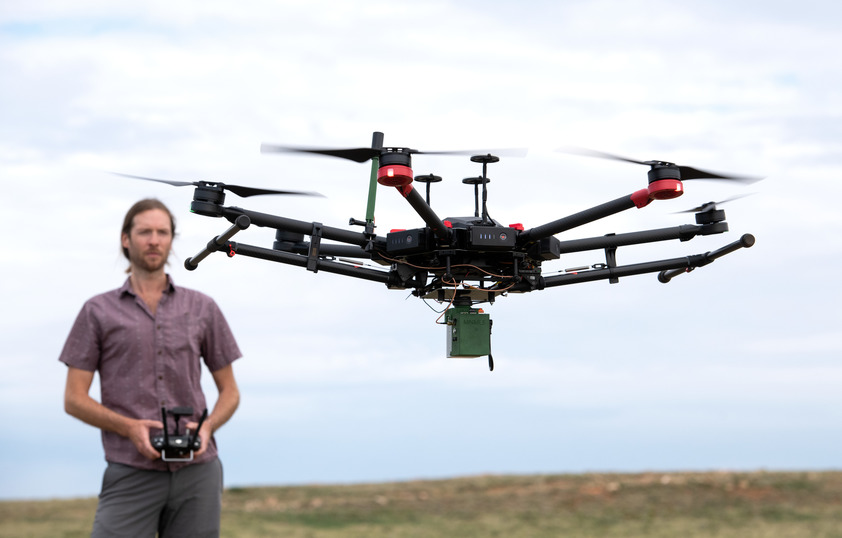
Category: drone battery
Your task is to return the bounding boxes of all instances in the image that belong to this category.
[469,226,517,250]
[446,307,491,358]
[387,228,428,255]
[534,237,561,260]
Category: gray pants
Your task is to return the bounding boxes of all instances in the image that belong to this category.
[91,459,223,538]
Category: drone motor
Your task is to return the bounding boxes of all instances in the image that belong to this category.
[377,149,415,187]
[646,163,685,200]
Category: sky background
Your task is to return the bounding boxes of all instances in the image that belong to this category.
[1,0,840,500]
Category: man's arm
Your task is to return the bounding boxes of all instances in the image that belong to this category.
[64,366,163,460]
[191,363,240,456]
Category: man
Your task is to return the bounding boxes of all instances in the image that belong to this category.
[60,198,242,537]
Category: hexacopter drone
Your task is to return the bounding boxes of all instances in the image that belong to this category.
[121,131,759,369]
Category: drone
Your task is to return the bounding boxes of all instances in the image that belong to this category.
[120,131,759,369]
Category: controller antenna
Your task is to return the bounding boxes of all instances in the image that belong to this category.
[160,407,169,448]
[189,409,209,447]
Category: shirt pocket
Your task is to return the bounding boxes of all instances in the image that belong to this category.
[169,311,204,358]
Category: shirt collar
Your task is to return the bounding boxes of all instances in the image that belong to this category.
[120,274,176,297]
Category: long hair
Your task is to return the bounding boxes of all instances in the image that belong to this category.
[121,199,177,270]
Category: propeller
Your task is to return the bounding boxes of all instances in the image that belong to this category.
[557,147,763,184]
[260,143,528,163]
[674,194,753,213]
[113,173,322,198]
[260,144,380,163]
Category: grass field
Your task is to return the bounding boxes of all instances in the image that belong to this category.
[2,471,842,537]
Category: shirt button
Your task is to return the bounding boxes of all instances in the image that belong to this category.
[158,375,163,380]
[158,350,162,355]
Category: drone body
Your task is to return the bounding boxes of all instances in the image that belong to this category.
[122,131,759,367]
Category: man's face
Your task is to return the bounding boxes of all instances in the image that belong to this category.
[121,209,173,273]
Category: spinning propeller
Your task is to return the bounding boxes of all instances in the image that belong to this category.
[260,143,452,163]
[259,143,527,163]
[114,172,321,198]
[675,194,753,214]
[558,147,763,184]
[261,139,526,187]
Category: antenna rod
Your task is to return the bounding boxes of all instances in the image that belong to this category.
[365,131,384,225]
[474,184,480,217]
[469,154,497,224]
[481,161,490,223]
[161,407,169,448]
[189,408,208,447]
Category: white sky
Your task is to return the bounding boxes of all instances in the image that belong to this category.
[1,0,841,500]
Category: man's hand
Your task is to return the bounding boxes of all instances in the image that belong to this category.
[184,364,240,457]
[186,418,214,456]
[127,418,165,460]
[65,367,165,460]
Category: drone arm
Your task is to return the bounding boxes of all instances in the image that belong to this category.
[553,224,722,255]
[544,257,698,287]
[275,242,373,258]
[543,233,755,287]
[185,215,251,271]
[227,241,399,286]
[395,184,452,242]
[658,233,755,283]
[518,192,644,246]
[222,207,380,248]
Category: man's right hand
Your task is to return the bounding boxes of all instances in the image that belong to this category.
[127,418,165,460]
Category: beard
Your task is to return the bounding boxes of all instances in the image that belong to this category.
[129,247,170,273]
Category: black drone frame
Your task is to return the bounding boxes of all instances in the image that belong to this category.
[182,168,756,301]
[123,131,758,366]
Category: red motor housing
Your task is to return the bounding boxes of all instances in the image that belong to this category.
[648,179,684,200]
[377,149,415,187]
[377,164,414,186]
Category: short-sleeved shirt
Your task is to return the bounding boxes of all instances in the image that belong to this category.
[59,276,242,471]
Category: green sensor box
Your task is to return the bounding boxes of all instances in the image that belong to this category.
[445,306,491,358]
